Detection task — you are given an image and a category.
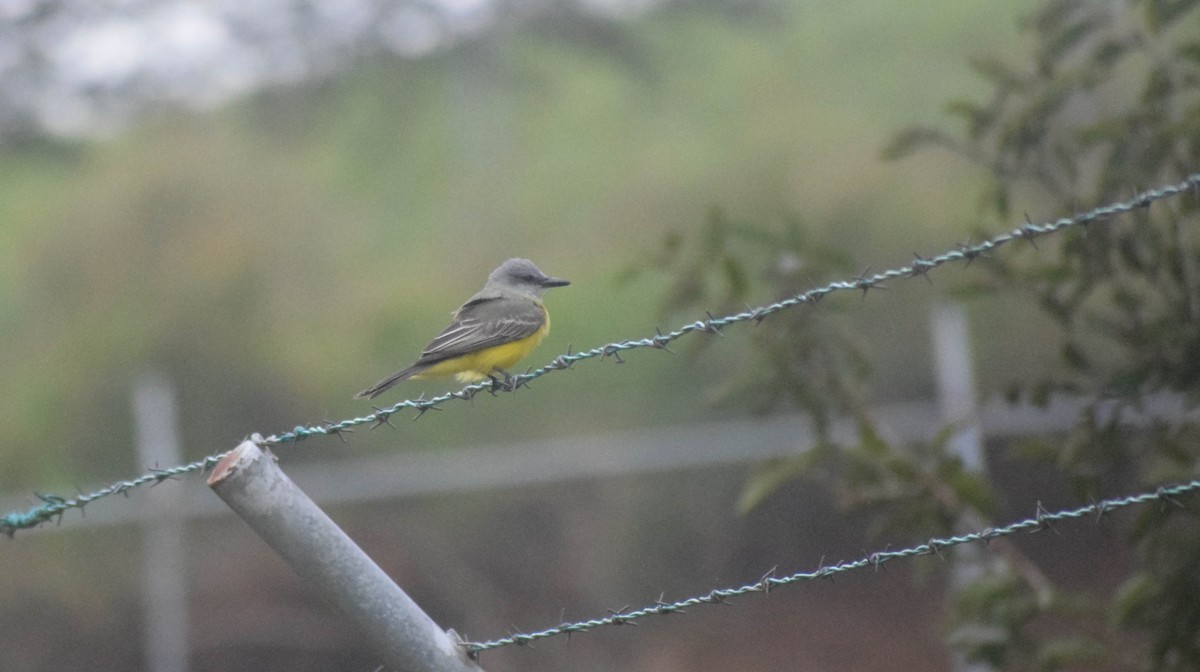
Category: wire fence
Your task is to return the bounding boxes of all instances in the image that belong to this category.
[2,172,1199,537]
[461,478,1200,654]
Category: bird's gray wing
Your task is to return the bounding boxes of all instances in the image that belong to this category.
[415,296,545,365]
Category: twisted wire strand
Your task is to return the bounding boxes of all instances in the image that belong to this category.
[463,479,1200,653]
[266,173,1200,445]
[1,452,232,536]
[3,173,1198,536]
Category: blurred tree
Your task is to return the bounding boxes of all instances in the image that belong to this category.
[889,2,1200,668]
[0,0,780,141]
[647,0,1200,669]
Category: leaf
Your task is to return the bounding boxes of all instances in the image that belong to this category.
[1146,0,1200,33]
[1111,573,1160,626]
[1092,38,1129,68]
[979,181,1011,220]
[944,99,993,138]
[1075,118,1133,147]
[1141,64,1175,106]
[737,457,809,514]
[1033,636,1107,671]
[721,254,749,302]
[946,470,1000,518]
[946,623,1011,666]
[857,418,890,458]
[1062,341,1090,372]
[1177,41,1200,64]
[1044,16,1101,62]
[947,279,999,301]
[881,126,943,161]
[1007,437,1061,461]
[968,55,1025,89]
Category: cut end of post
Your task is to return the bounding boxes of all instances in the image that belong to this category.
[206,440,261,487]
[203,435,482,671]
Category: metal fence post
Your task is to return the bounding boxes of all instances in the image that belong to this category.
[207,440,483,672]
[133,374,190,672]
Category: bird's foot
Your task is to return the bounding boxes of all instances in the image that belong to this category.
[487,368,518,393]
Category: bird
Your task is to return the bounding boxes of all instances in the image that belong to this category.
[356,258,570,399]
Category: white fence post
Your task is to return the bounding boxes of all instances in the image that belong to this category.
[133,374,190,672]
[931,302,994,672]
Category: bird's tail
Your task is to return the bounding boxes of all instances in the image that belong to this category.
[355,364,427,400]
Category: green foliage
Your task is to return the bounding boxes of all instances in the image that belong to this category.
[949,573,1040,668]
[0,0,1038,490]
[794,422,1001,542]
[650,0,1200,668]
[632,208,864,425]
[950,570,1112,671]
[899,0,1200,668]
[638,213,1004,542]
[1117,500,1200,668]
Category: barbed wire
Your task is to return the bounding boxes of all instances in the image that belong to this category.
[2,172,1198,537]
[462,478,1200,654]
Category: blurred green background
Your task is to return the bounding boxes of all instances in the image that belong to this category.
[0,1,1037,487]
[0,2,1075,671]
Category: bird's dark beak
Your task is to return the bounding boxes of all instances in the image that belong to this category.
[541,275,570,288]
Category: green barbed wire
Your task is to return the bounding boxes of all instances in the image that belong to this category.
[2,173,1198,537]
[463,479,1200,654]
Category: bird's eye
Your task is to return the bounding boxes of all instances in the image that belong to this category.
[521,274,537,282]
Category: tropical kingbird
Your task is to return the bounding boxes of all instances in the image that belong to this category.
[356,258,570,399]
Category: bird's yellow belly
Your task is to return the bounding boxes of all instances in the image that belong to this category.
[415,318,550,383]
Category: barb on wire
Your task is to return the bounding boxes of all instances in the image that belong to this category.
[3,173,1198,536]
[261,173,1200,446]
[462,479,1200,653]
[1,452,231,537]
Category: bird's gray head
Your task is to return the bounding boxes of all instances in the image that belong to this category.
[485,258,570,296]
